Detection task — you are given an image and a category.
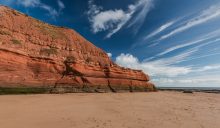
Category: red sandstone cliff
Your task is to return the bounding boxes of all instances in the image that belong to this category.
[0,6,155,93]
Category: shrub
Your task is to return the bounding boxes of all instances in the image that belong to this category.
[0,30,10,35]
[40,48,58,56]
[11,39,22,45]
[85,57,92,63]
[12,10,19,16]
[66,56,76,63]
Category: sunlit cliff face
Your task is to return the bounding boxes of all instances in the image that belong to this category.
[1,0,220,87]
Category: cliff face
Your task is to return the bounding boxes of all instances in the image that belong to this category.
[0,6,155,92]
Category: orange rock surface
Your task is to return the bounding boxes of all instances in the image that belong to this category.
[0,6,155,92]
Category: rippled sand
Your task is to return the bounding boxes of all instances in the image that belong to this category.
[0,91,220,128]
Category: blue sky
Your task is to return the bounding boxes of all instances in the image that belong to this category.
[1,0,220,87]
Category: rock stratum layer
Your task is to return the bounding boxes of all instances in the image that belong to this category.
[0,6,155,93]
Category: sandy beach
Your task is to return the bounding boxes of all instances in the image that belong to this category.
[0,91,220,128]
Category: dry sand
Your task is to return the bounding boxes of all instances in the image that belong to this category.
[0,91,220,128]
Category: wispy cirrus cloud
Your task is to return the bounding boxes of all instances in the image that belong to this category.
[87,0,153,38]
[57,0,65,11]
[180,52,220,63]
[114,3,220,87]
[145,38,220,63]
[144,20,177,40]
[143,29,220,62]
[127,0,153,34]
[158,5,220,41]
[158,30,220,57]
[132,19,177,48]
[2,0,65,18]
[17,0,40,7]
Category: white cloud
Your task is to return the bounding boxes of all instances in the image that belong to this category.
[107,53,112,58]
[195,64,220,72]
[87,0,153,38]
[115,53,192,77]
[90,9,129,33]
[158,5,220,41]
[144,20,176,40]
[153,76,220,87]
[87,0,102,15]
[16,0,65,17]
[115,53,220,87]
[105,11,131,38]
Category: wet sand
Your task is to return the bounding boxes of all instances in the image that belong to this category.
[0,91,220,128]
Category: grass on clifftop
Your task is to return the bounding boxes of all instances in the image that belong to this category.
[35,22,68,41]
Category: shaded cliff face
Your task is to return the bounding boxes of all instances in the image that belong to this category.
[0,6,155,92]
